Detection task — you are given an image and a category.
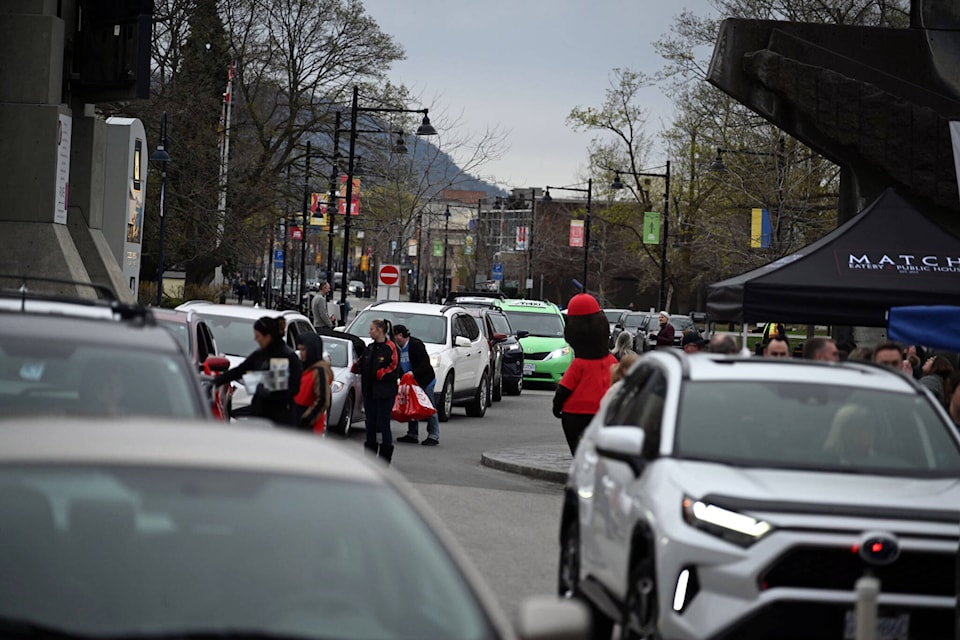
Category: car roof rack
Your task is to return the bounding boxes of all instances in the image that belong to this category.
[0,275,155,325]
[446,290,507,301]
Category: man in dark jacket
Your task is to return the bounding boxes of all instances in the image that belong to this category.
[215,316,302,427]
[392,325,440,445]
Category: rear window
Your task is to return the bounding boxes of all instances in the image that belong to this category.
[349,310,447,345]
[674,381,960,476]
[194,313,256,356]
[0,341,202,418]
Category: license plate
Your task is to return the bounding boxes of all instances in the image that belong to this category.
[844,611,909,640]
[523,363,535,375]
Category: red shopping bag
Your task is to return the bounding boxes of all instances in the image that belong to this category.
[392,372,437,422]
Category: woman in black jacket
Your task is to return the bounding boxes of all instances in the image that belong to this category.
[352,318,399,463]
[214,316,302,427]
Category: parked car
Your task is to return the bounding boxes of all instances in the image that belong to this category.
[347,301,491,421]
[610,311,653,352]
[499,299,571,386]
[604,308,630,338]
[560,352,960,639]
[462,305,527,399]
[644,313,701,349]
[152,307,233,420]
[178,303,316,417]
[0,286,212,420]
[0,418,588,640]
[314,328,366,437]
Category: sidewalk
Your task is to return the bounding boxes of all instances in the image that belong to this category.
[480,444,572,484]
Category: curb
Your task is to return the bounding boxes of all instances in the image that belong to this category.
[480,451,569,484]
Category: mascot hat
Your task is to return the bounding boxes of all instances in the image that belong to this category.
[563,294,609,359]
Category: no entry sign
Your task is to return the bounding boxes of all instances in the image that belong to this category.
[378,264,400,286]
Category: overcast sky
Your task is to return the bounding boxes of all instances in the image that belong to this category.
[361,0,717,192]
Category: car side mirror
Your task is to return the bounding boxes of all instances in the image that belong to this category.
[516,330,530,339]
[203,356,231,373]
[455,336,471,347]
[492,332,508,342]
[595,427,646,477]
[514,595,589,640]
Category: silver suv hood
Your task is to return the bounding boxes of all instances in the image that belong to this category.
[670,459,960,512]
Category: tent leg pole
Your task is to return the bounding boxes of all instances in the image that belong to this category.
[742,323,748,354]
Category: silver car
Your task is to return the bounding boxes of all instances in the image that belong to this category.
[0,418,587,640]
[561,353,960,639]
[320,333,365,437]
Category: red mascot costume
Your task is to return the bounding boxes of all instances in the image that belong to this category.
[552,294,617,454]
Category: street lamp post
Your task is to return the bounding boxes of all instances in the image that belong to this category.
[542,178,593,293]
[338,85,437,323]
[441,205,451,298]
[611,161,671,310]
[150,111,171,307]
[527,188,536,298]
[414,210,423,301]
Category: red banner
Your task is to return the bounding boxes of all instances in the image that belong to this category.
[338,175,361,216]
[569,220,584,247]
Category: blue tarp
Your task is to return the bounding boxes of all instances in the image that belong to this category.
[887,306,960,351]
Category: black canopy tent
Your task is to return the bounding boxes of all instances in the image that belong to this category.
[706,189,960,327]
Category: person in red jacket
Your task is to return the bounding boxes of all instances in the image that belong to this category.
[553,294,618,454]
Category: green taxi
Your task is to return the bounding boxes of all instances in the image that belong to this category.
[499,299,571,385]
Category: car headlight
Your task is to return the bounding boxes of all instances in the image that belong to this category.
[543,346,571,361]
[507,343,522,352]
[682,497,772,547]
[331,381,344,393]
[429,353,442,368]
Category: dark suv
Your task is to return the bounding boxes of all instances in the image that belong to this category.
[461,305,526,399]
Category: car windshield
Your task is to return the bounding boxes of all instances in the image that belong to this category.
[323,339,350,368]
[505,311,564,338]
[674,381,960,476]
[348,310,447,345]
[604,310,624,323]
[624,314,649,329]
[0,342,202,418]
[0,465,493,640]
[194,313,257,356]
[155,319,190,355]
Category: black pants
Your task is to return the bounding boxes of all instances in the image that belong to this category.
[561,413,594,455]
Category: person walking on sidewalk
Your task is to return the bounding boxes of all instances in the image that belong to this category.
[311,282,334,329]
[392,325,440,446]
[352,319,399,464]
[553,294,618,455]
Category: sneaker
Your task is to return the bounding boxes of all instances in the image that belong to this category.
[421,438,439,446]
[397,435,419,444]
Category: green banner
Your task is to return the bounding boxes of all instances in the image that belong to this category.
[433,238,443,256]
[643,211,661,245]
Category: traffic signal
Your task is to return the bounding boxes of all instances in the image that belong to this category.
[360,255,370,272]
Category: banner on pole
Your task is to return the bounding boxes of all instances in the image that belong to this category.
[516,226,528,251]
[569,220,584,247]
[337,176,361,216]
[643,212,661,245]
[750,208,771,248]
[433,238,443,257]
[464,235,475,256]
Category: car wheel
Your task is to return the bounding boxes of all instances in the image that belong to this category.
[506,375,522,396]
[335,391,354,437]
[559,515,614,639]
[437,374,454,422]
[492,364,503,402]
[466,371,488,417]
[621,541,660,640]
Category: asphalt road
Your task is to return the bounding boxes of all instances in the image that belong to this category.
[343,386,567,620]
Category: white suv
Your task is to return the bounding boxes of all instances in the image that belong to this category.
[560,352,960,640]
[346,302,491,421]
